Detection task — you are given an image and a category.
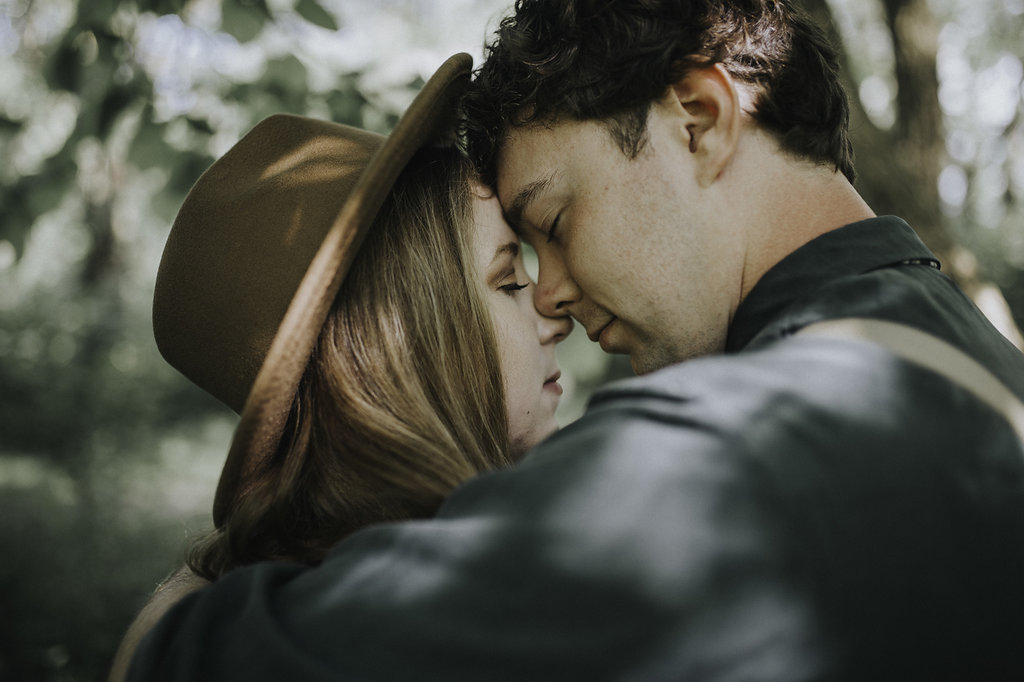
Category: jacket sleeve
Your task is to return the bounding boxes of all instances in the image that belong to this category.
[128,351,831,682]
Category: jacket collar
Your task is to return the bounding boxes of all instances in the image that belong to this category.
[726,216,939,353]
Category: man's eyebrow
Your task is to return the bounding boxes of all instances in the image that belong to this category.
[504,175,554,234]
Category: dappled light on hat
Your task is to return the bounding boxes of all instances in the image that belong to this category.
[262,137,368,183]
[153,115,385,415]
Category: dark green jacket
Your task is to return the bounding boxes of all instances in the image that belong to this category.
[131,217,1024,681]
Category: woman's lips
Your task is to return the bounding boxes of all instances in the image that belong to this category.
[544,371,563,395]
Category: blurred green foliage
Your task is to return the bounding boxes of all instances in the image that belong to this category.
[0,0,1022,679]
[0,1,369,678]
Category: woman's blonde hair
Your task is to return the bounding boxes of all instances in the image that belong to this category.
[188,146,512,578]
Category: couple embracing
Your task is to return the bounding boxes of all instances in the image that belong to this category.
[117,1,1024,680]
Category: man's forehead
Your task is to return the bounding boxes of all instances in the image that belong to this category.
[493,120,585,230]
[495,116,610,183]
[494,123,565,191]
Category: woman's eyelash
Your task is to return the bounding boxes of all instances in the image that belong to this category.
[499,282,529,295]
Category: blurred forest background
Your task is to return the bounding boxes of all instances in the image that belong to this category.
[1,0,1023,679]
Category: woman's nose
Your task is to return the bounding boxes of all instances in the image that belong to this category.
[538,307,573,345]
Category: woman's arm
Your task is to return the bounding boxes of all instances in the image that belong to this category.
[108,565,210,682]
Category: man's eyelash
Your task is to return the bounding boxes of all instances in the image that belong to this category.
[547,215,561,243]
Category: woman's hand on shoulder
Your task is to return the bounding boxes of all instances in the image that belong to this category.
[108,566,210,682]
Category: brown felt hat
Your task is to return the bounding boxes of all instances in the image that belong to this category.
[153,53,473,527]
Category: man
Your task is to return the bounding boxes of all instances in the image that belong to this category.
[461,0,869,375]
[129,2,1024,680]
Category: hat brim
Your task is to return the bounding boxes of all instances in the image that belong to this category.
[213,53,473,527]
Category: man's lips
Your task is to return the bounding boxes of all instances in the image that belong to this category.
[587,318,616,344]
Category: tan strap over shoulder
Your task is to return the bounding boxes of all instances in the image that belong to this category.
[798,318,1024,445]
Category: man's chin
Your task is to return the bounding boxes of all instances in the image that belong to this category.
[629,347,686,375]
[629,352,658,376]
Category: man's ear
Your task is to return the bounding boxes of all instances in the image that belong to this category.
[666,63,742,187]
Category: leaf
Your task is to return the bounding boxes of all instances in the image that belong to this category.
[185,117,214,134]
[168,150,215,194]
[47,41,81,93]
[77,0,122,29]
[221,0,271,43]
[151,184,188,225]
[26,160,75,220]
[0,190,31,258]
[0,114,22,132]
[295,0,338,31]
[128,113,171,170]
[0,166,73,261]
[97,86,138,139]
[326,79,368,127]
[138,0,189,13]
[264,54,307,87]
[262,55,310,111]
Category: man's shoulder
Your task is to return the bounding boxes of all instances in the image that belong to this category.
[569,330,1019,475]
[587,333,911,424]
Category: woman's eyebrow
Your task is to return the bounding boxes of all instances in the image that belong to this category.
[489,242,520,266]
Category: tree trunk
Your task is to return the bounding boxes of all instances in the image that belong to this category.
[799,0,1023,347]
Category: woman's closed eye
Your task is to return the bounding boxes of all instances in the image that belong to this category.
[499,281,529,296]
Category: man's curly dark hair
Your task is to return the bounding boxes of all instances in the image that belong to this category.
[462,0,855,187]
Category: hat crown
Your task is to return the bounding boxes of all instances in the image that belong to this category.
[150,53,472,527]
[153,115,384,413]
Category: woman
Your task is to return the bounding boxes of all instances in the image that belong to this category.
[110,54,570,679]
[182,121,570,579]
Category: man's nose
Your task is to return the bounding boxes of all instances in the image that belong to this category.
[533,254,581,319]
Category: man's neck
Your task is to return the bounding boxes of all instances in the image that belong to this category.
[737,161,875,302]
